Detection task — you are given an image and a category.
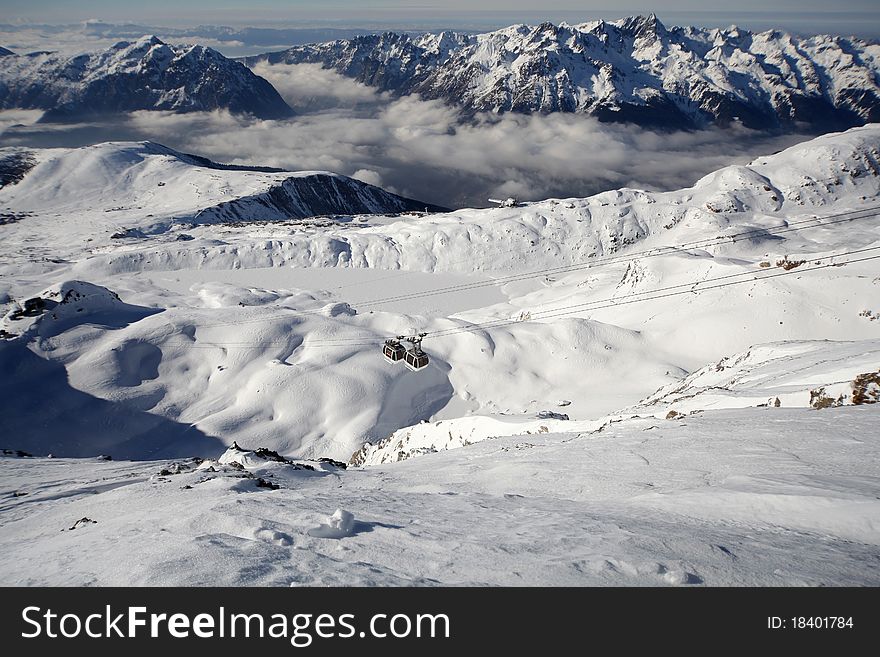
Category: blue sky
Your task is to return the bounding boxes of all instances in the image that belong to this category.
[1,1,878,37]
[1,1,876,21]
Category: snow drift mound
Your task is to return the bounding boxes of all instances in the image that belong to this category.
[3,279,460,460]
[1,280,159,340]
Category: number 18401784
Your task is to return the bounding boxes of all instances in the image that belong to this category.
[768,617,854,629]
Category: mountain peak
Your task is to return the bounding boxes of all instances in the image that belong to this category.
[535,21,559,32]
[111,34,164,52]
[136,34,164,47]
[0,140,447,230]
[617,13,667,38]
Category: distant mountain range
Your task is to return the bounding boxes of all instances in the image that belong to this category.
[2,16,879,131]
[244,14,880,129]
[0,36,293,120]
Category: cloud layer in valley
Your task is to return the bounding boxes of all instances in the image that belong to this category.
[1,63,814,208]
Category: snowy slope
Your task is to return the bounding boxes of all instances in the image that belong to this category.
[0,404,877,586]
[247,15,880,128]
[0,141,445,235]
[0,36,293,120]
[0,126,878,463]
[632,340,880,415]
[353,339,880,465]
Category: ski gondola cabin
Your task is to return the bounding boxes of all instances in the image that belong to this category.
[383,339,406,363]
[404,347,429,371]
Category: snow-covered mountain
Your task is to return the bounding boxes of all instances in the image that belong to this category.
[246,15,880,129]
[0,141,445,234]
[2,126,878,461]
[0,36,293,120]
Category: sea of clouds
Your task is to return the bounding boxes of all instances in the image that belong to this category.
[0,61,813,208]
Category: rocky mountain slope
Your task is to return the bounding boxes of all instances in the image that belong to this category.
[246,15,880,129]
[0,36,293,120]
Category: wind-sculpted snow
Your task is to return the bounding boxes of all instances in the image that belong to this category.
[1,405,878,585]
[246,15,880,129]
[0,36,293,120]
[0,278,458,459]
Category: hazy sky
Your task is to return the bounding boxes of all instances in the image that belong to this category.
[1,1,878,31]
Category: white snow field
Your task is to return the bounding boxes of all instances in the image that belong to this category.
[0,125,879,585]
[1,406,878,586]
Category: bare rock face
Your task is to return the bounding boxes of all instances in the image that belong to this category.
[192,172,448,223]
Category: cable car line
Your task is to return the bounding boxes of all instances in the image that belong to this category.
[425,251,880,340]
[161,246,879,353]
[330,168,879,293]
[164,203,880,333]
[351,206,880,308]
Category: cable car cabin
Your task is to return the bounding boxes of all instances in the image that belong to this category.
[404,347,429,371]
[383,339,406,364]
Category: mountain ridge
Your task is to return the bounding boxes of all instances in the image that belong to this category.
[0,141,447,232]
[244,14,880,129]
